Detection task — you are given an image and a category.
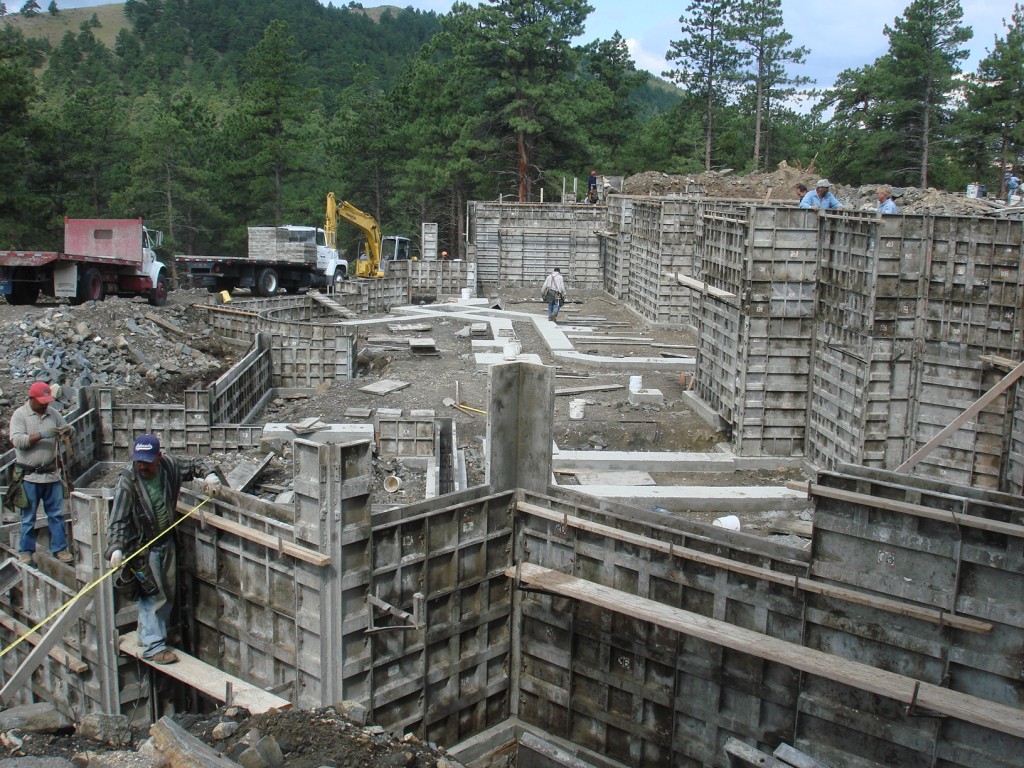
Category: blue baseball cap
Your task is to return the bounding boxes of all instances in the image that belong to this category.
[131,434,161,462]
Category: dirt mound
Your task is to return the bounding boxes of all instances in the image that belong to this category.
[621,165,1001,215]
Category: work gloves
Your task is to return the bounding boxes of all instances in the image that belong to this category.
[201,473,222,498]
[110,550,124,570]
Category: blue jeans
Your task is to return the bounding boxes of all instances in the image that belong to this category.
[137,542,176,658]
[19,480,68,555]
[548,296,561,320]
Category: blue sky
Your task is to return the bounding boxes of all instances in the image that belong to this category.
[52,0,1015,92]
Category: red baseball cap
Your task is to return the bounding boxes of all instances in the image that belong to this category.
[29,382,55,404]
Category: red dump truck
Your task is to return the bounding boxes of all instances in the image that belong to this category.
[0,218,170,306]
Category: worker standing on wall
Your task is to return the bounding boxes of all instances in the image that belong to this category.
[106,434,221,665]
[542,268,566,323]
[8,382,75,566]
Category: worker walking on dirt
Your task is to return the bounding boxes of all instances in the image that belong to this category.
[542,268,566,322]
[799,179,843,211]
[876,185,898,214]
[106,434,221,665]
[7,382,74,566]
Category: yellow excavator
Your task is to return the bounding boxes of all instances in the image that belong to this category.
[325,192,412,278]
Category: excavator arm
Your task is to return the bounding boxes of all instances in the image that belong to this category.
[326,192,384,278]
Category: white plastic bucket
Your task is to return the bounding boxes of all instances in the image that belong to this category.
[629,375,643,393]
[569,399,585,420]
[966,183,978,199]
[461,287,473,300]
[712,515,741,531]
[383,476,401,493]
[503,340,521,360]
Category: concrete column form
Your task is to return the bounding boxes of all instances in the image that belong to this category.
[486,361,554,495]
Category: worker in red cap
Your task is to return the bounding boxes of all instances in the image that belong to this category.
[7,381,74,566]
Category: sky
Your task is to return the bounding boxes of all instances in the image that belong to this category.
[52,0,1015,94]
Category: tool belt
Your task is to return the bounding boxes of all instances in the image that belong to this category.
[16,461,58,474]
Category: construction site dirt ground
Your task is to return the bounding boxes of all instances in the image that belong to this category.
[0,285,810,537]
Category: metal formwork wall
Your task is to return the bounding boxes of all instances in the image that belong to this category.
[468,202,604,290]
[695,203,820,456]
[807,215,1024,487]
[1009,386,1024,496]
[511,490,810,767]
[803,465,1024,768]
[366,491,515,742]
[402,260,470,296]
[602,194,633,300]
[207,332,273,427]
[626,199,700,327]
[0,492,182,724]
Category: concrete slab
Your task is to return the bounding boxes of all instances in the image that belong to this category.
[262,423,374,444]
[475,352,544,370]
[553,450,737,472]
[571,485,810,512]
[569,470,656,486]
[628,388,664,405]
[344,407,373,419]
[359,379,410,395]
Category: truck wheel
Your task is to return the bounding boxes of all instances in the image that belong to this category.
[5,282,40,306]
[256,268,279,297]
[148,275,169,306]
[70,267,105,305]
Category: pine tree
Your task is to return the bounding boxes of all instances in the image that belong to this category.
[962,5,1024,196]
[734,0,809,170]
[666,0,745,171]
[880,0,972,186]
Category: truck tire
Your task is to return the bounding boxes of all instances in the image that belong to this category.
[148,275,169,306]
[70,267,105,305]
[256,268,279,297]
[5,282,40,306]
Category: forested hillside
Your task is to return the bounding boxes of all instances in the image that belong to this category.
[0,0,1021,259]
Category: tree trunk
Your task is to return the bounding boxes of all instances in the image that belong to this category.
[517,129,529,202]
[704,89,713,172]
[752,52,764,171]
[920,79,931,188]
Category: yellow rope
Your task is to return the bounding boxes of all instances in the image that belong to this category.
[0,493,214,661]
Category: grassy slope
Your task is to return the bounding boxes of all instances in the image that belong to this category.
[1,3,403,50]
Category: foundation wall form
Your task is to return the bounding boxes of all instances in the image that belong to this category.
[510,477,1024,768]
[626,199,700,327]
[808,215,1024,488]
[802,465,1024,768]
[694,203,820,456]
[468,203,605,290]
[511,490,810,766]
[601,195,633,300]
[1009,385,1024,496]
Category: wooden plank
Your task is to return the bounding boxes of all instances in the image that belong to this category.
[144,312,185,335]
[789,481,1024,539]
[508,563,1024,739]
[0,590,93,703]
[553,384,623,396]
[895,358,1024,473]
[120,632,291,715]
[225,453,274,493]
[675,272,737,299]
[515,502,991,634]
[150,716,241,768]
[0,611,89,674]
[177,501,330,566]
[307,290,356,318]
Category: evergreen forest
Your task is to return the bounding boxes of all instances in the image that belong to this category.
[0,0,1021,259]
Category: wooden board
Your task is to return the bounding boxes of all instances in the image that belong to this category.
[119,631,291,715]
[508,563,1024,739]
[554,384,623,396]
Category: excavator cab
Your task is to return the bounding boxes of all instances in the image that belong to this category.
[381,236,412,264]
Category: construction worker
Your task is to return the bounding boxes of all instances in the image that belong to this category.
[877,185,898,214]
[542,267,566,322]
[106,434,221,665]
[8,382,74,566]
[799,179,843,211]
